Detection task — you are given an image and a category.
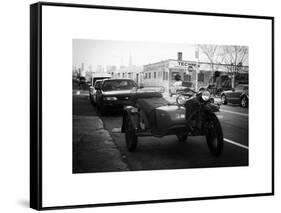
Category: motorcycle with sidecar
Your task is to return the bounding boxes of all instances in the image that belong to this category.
[121,87,224,156]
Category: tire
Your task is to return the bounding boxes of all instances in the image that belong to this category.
[89,93,94,104]
[221,94,227,105]
[91,96,96,106]
[206,113,224,156]
[177,133,188,142]
[125,117,138,152]
[240,96,248,108]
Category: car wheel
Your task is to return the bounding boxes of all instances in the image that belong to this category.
[125,117,138,152]
[206,113,224,156]
[93,96,97,106]
[221,94,227,105]
[240,96,248,108]
[177,133,188,142]
[89,93,93,103]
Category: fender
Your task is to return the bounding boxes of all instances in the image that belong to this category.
[121,106,138,133]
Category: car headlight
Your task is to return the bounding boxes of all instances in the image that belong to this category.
[176,95,187,105]
[201,90,211,101]
[104,97,118,101]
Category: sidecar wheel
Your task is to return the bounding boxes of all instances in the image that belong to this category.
[177,134,188,142]
[125,118,138,152]
[206,113,224,156]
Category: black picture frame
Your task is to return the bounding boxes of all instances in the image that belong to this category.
[30,1,274,210]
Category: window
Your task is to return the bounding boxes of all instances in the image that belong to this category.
[198,73,204,82]
[149,72,151,79]
[163,71,166,80]
[184,74,191,82]
[102,80,137,91]
[154,72,156,78]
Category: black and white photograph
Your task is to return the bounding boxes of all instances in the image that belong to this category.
[29,2,274,210]
[1,0,279,212]
[72,39,249,173]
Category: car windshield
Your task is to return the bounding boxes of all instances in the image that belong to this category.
[102,80,137,91]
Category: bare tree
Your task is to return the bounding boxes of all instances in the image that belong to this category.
[198,44,222,72]
[221,46,248,73]
[221,45,248,87]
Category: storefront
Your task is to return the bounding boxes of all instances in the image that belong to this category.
[142,59,196,94]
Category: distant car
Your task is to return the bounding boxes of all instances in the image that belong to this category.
[89,80,103,105]
[78,76,86,86]
[221,84,248,108]
[95,79,138,114]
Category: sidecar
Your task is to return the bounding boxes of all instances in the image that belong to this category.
[121,90,188,151]
[121,87,224,157]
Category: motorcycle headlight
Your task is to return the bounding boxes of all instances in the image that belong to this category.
[176,95,187,105]
[201,91,211,101]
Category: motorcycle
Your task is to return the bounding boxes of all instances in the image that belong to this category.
[121,88,224,156]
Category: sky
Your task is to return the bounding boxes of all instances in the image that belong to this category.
[72,39,199,70]
[72,39,248,71]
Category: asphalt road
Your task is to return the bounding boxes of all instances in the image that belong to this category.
[73,88,248,173]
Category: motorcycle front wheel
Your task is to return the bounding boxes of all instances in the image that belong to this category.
[206,113,224,156]
[125,117,138,152]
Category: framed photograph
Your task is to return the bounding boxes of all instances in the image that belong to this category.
[30,2,274,210]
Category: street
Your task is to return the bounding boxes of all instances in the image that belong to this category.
[73,88,248,173]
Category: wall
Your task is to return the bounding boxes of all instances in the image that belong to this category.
[0,0,279,213]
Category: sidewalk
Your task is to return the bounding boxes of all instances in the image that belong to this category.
[73,115,129,173]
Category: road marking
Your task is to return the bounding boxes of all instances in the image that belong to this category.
[220,109,248,117]
[224,138,248,150]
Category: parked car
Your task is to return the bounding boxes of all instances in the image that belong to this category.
[95,79,138,114]
[78,76,86,86]
[89,80,103,105]
[221,84,248,108]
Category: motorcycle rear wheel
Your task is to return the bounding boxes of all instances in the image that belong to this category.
[206,113,224,156]
[125,118,138,152]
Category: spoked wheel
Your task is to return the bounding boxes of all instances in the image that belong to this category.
[125,118,138,152]
[206,113,224,156]
[176,133,188,142]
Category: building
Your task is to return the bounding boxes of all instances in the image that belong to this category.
[142,52,196,94]
[142,52,248,93]
[113,65,143,85]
